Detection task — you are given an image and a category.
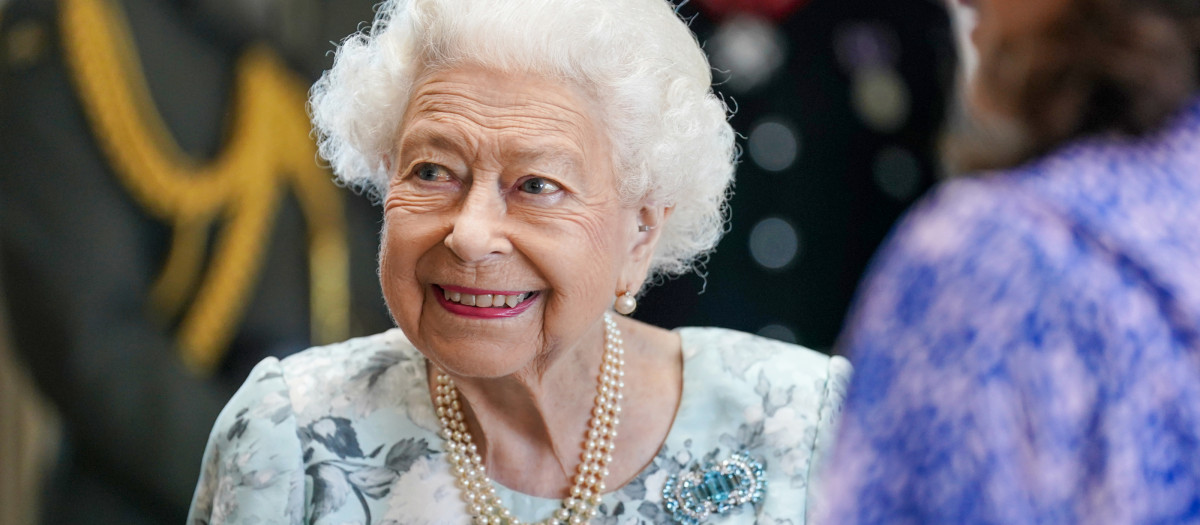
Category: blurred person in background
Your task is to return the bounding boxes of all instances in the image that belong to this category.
[0,0,391,522]
[820,0,1200,523]
[187,0,851,523]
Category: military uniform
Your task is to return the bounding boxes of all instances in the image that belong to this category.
[0,0,389,521]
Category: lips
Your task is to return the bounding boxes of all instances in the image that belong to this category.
[433,284,539,318]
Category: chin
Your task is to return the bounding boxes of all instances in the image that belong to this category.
[420,339,537,379]
[424,347,532,381]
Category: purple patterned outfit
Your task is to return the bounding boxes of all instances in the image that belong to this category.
[818,95,1200,524]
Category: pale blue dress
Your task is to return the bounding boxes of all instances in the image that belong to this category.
[187,327,850,524]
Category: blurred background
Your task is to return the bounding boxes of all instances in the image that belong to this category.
[0,0,955,522]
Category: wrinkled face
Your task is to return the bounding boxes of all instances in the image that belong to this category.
[380,66,646,378]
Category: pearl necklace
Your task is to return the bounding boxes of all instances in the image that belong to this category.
[434,313,626,525]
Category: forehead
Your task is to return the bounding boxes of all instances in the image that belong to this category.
[399,67,609,160]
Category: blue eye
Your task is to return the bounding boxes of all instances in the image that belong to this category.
[519,177,561,195]
[415,163,447,181]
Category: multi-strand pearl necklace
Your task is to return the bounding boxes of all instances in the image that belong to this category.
[434,313,626,525]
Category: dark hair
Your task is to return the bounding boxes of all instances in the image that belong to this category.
[946,0,1200,172]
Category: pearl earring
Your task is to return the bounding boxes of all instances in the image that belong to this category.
[614,291,637,315]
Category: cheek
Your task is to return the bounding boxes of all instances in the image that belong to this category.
[519,208,628,316]
[379,185,455,281]
[378,207,445,326]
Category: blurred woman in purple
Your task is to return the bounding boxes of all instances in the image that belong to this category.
[818,0,1200,522]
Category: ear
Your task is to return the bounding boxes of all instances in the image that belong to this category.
[618,203,674,295]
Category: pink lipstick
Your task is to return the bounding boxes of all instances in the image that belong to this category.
[434,285,539,319]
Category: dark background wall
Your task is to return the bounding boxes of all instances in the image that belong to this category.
[637,0,956,352]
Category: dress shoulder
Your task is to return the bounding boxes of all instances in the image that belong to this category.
[678,326,850,400]
[271,329,434,428]
[187,357,307,524]
[276,328,419,389]
[188,329,443,524]
[666,327,851,523]
[678,326,852,446]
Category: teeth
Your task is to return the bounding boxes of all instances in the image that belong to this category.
[441,289,530,308]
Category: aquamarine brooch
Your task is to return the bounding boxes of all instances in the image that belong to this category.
[662,452,767,524]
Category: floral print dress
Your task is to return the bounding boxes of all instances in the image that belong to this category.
[188,327,850,524]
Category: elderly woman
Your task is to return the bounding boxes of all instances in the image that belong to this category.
[187,0,850,523]
[820,0,1200,523]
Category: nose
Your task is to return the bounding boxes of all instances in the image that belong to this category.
[443,183,512,262]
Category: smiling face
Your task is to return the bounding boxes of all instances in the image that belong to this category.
[380,66,656,378]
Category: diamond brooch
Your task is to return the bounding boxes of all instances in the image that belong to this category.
[662,452,767,524]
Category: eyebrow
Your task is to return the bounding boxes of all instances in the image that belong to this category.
[398,127,470,159]
[504,144,585,174]
[401,128,586,173]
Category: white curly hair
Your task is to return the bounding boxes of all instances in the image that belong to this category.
[309,0,736,279]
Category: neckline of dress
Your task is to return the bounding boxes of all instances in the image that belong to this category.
[407,326,699,508]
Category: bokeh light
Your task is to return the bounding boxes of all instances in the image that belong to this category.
[749,217,801,270]
[852,66,911,133]
[709,15,787,93]
[748,117,801,172]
